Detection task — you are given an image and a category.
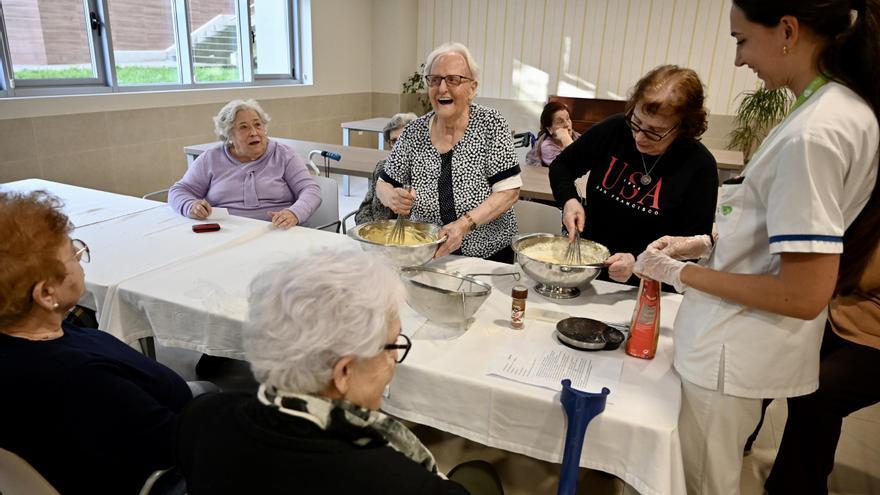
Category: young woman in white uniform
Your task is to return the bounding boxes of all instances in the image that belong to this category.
[634,1,880,493]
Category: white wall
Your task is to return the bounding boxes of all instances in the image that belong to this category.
[371,0,421,94]
[0,0,374,120]
[417,0,761,116]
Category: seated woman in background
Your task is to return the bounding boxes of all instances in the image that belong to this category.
[177,251,502,494]
[526,101,581,167]
[378,42,521,263]
[354,112,419,225]
[549,65,718,286]
[169,99,322,229]
[0,191,193,494]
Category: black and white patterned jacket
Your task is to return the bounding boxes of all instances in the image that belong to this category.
[380,104,520,258]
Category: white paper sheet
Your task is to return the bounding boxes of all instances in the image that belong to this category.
[207,207,230,220]
[487,340,622,394]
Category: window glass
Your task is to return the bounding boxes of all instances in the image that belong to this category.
[108,0,181,85]
[250,0,291,76]
[187,0,241,83]
[4,0,97,80]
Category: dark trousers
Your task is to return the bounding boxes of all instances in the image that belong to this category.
[765,322,880,495]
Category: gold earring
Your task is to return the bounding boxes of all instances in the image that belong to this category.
[782,45,790,55]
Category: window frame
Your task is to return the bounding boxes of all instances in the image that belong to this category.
[0,0,308,98]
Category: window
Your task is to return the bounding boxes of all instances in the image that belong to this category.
[0,0,308,96]
[3,0,105,86]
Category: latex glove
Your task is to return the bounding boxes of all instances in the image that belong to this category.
[268,209,299,229]
[605,252,635,283]
[634,247,689,293]
[649,234,713,260]
[435,218,469,258]
[188,199,212,220]
[562,198,585,242]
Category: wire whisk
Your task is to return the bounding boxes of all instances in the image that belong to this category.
[564,237,583,265]
[387,185,412,245]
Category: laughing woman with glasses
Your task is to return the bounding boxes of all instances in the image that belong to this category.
[177,251,503,494]
[377,42,521,263]
[549,65,718,286]
[0,191,193,494]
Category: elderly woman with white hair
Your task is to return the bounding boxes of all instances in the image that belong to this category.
[377,42,521,263]
[176,251,503,494]
[169,99,322,229]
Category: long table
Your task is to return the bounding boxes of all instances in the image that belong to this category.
[183,138,556,201]
[2,178,686,494]
[106,228,685,494]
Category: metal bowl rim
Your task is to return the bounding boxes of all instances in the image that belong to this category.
[347,219,448,248]
[511,232,610,268]
[400,266,492,296]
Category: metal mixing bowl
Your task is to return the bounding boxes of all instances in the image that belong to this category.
[512,233,610,299]
[400,266,492,326]
[347,219,446,267]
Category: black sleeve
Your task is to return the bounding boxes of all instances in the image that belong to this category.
[670,145,719,237]
[549,114,622,206]
[353,446,472,495]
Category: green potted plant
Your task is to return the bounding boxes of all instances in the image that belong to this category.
[402,64,432,115]
[728,85,793,162]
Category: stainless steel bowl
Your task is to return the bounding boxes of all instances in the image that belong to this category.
[400,266,492,326]
[512,233,610,299]
[347,219,446,267]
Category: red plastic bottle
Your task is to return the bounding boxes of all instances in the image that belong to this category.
[626,278,661,359]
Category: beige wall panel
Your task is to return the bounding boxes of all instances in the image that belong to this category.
[419,0,758,114]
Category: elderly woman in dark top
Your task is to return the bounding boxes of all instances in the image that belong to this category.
[0,191,192,494]
[169,99,322,229]
[549,65,718,286]
[377,42,521,263]
[177,251,502,494]
[354,112,419,224]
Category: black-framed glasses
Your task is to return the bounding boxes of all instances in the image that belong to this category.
[625,113,678,141]
[72,238,90,264]
[424,74,474,87]
[384,333,412,363]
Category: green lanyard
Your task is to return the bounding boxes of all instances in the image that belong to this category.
[788,74,828,114]
[739,75,828,176]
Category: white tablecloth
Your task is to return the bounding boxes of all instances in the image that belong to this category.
[107,226,359,355]
[384,256,685,495]
[0,179,163,228]
[74,206,271,335]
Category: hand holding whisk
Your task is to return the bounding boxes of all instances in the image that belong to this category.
[387,185,412,245]
[564,237,583,265]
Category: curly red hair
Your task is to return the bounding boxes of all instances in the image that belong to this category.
[624,65,708,140]
[0,191,72,327]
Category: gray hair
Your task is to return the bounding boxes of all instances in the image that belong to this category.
[243,251,404,393]
[382,112,418,141]
[423,42,481,83]
[213,99,271,143]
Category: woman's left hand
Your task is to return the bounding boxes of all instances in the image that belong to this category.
[268,209,299,229]
[435,219,469,258]
[605,252,635,283]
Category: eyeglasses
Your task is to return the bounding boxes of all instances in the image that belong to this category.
[72,238,90,263]
[389,137,399,147]
[625,113,678,142]
[424,74,474,87]
[383,333,412,363]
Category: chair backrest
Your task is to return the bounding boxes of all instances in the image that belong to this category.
[0,448,60,495]
[303,174,340,231]
[514,199,562,235]
[548,95,627,133]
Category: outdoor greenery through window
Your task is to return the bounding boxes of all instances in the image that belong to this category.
[0,0,305,95]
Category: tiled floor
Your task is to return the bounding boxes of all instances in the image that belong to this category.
[155,175,880,494]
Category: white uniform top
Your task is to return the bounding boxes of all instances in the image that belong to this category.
[673,82,879,399]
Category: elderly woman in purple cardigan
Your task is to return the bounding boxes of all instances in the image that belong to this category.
[169,99,322,229]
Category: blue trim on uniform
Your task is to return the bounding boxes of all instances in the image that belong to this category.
[768,234,843,244]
